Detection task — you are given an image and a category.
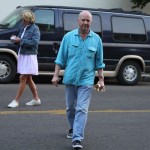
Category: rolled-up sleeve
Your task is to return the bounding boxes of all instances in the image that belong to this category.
[95,37,105,70]
[55,35,68,69]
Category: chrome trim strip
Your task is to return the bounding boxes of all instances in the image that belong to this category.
[0,40,12,44]
[39,70,116,77]
[0,40,150,48]
[39,70,65,76]
[103,43,150,48]
[39,41,60,45]
[96,71,116,77]
[0,40,59,45]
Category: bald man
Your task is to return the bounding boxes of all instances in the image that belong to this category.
[52,10,105,150]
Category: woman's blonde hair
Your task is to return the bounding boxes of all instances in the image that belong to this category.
[22,10,35,23]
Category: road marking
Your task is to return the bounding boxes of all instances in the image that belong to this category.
[89,109,150,113]
[0,110,66,115]
[1,109,150,115]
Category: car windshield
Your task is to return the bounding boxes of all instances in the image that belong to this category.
[0,7,27,29]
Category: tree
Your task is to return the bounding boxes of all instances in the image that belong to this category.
[131,0,150,9]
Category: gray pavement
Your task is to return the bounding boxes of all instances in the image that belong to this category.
[0,80,150,150]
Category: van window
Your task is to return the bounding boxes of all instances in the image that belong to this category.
[34,9,54,32]
[112,16,147,42]
[0,8,24,29]
[63,13,102,36]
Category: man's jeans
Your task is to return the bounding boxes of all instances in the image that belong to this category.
[65,85,93,141]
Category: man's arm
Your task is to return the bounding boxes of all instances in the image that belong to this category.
[97,69,104,81]
[96,68,105,91]
[51,64,61,87]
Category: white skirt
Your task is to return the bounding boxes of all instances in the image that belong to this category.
[17,54,38,75]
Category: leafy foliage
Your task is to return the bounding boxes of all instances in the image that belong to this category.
[131,0,150,9]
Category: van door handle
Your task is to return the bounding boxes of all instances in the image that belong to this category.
[53,43,59,54]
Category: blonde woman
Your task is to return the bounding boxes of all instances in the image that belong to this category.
[8,10,41,108]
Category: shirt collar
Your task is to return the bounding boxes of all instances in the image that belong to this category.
[74,28,92,37]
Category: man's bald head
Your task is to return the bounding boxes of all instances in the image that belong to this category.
[78,10,92,21]
[78,10,92,34]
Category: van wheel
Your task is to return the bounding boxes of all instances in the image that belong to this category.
[117,61,141,85]
[0,55,17,83]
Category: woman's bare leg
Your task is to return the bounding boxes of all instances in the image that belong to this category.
[27,75,40,100]
[15,74,27,102]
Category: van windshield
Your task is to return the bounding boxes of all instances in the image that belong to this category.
[0,7,26,29]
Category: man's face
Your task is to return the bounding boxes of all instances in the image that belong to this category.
[78,12,92,34]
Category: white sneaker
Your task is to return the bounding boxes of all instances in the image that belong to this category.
[8,100,19,108]
[26,99,41,106]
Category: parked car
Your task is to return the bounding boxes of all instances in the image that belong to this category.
[0,5,150,85]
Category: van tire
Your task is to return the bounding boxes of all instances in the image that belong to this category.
[0,55,17,83]
[117,61,141,85]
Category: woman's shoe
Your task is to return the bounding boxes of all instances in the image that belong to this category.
[26,99,41,106]
[8,100,19,108]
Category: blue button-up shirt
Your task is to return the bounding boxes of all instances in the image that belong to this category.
[55,29,105,86]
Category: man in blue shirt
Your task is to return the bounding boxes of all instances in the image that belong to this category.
[52,10,105,150]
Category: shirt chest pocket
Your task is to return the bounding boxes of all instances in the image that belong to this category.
[68,44,78,57]
[87,47,97,59]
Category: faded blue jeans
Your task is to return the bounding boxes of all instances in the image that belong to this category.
[65,85,93,142]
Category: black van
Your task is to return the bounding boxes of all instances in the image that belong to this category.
[0,5,150,85]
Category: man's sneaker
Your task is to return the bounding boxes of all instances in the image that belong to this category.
[67,128,73,139]
[72,140,83,149]
[8,100,19,108]
[26,99,41,106]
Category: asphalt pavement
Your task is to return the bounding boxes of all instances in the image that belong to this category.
[0,79,150,150]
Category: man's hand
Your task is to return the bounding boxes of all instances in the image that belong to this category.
[94,79,105,92]
[51,64,61,87]
[51,75,60,87]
